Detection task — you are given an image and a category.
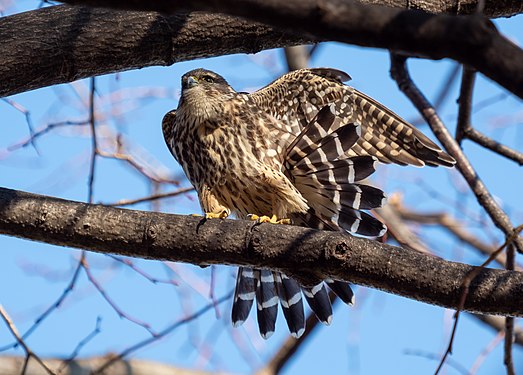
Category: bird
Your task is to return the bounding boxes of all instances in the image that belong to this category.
[162,67,455,339]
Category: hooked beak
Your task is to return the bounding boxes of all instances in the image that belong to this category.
[187,76,198,88]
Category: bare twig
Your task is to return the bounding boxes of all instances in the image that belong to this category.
[105,187,194,207]
[5,120,89,153]
[392,204,520,270]
[93,292,232,374]
[58,316,102,371]
[97,149,179,185]
[108,255,179,285]
[1,97,39,154]
[0,305,56,375]
[464,128,523,165]
[81,255,158,336]
[0,253,85,353]
[470,331,505,375]
[404,349,469,375]
[411,64,460,127]
[454,66,523,165]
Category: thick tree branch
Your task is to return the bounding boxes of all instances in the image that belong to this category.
[3,2,523,98]
[1,186,523,318]
[57,0,523,98]
[60,0,523,18]
[0,6,306,97]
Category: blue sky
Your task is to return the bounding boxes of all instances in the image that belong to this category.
[0,2,522,374]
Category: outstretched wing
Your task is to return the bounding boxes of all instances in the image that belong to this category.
[249,68,455,167]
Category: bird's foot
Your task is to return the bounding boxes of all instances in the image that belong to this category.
[194,210,229,233]
[205,210,229,219]
[248,214,291,225]
[192,210,229,220]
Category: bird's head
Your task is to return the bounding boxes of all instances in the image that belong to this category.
[178,69,236,119]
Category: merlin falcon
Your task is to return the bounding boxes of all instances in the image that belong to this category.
[162,68,455,339]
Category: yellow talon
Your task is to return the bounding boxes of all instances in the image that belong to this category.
[205,210,229,219]
[191,210,229,219]
[248,214,291,225]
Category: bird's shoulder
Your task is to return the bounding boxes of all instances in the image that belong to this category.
[248,68,351,104]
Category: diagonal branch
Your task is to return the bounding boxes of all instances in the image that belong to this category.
[389,54,523,253]
[1,186,523,318]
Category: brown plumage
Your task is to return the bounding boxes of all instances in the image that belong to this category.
[162,68,454,339]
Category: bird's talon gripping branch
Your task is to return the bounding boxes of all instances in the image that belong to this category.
[248,214,291,225]
[205,210,229,220]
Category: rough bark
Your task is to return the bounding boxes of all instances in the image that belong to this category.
[0,6,305,97]
[61,0,523,18]
[1,186,522,318]
[2,2,523,98]
[58,0,523,98]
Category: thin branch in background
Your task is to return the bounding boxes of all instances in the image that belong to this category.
[404,349,469,375]
[504,243,516,375]
[470,331,505,375]
[0,253,85,353]
[0,305,56,375]
[97,149,180,185]
[391,203,521,270]
[411,64,461,127]
[455,66,523,165]
[389,53,523,254]
[81,255,159,337]
[5,120,89,153]
[193,317,227,371]
[93,292,233,374]
[472,93,509,114]
[105,187,194,207]
[107,255,179,286]
[1,97,39,154]
[464,128,523,166]
[58,316,102,372]
[87,77,97,204]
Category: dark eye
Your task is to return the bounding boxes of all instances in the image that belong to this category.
[202,75,214,83]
